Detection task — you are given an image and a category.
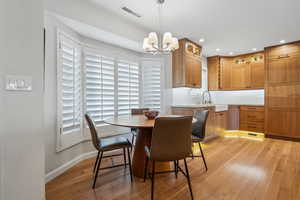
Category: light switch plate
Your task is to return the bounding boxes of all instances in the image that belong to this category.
[5,75,32,91]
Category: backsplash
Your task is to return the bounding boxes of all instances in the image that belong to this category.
[172,88,264,105]
[211,90,264,105]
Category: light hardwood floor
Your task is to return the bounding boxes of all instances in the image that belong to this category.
[46,137,300,200]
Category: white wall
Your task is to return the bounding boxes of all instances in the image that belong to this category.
[172,56,265,105]
[0,0,45,199]
[45,0,148,44]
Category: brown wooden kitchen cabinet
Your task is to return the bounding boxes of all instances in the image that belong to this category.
[239,106,264,133]
[265,41,300,139]
[207,56,220,90]
[172,39,202,88]
[208,52,265,90]
[220,57,233,90]
[250,60,265,88]
[215,111,228,135]
[231,61,251,89]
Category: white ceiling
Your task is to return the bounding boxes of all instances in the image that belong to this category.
[89,0,300,56]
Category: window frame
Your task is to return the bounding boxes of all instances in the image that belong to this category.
[56,30,84,152]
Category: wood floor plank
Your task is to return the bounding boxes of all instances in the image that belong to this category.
[46,137,300,200]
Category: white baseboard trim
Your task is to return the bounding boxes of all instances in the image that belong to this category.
[45,150,98,183]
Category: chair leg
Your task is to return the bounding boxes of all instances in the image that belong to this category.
[151,161,156,200]
[173,161,178,179]
[176,160,179,177]
[191,144,194,159]
[131,135,135,152]
[93,152,103,189]
[123,148,127,169]
[184,158,194,200]
[127,147,133,182]
[93,151,100,173]
[144,157,149,182]
[198,142,208,171]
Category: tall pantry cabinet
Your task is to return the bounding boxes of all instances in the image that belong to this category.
[265,41,300,139]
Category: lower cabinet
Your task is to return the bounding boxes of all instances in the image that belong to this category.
[215,111,228,135]
[239,106,265,133]
[171,105,265,138]
[266,109,300,139]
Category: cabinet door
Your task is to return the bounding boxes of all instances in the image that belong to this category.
[220,58,232,90]
[268,85,300,109]
[288,54,300,82]
[185,55,195,87]
[215,112,228,135]
[185,55,201,88]
[267,109,300,138]
[268,57,288,83]
[268,54,300,84]
[193,58,202,88]
[250,61,264,88]
[208,57,220,90]
[231,63,251,89]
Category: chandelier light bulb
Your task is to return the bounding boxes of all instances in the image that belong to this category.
[148,32,158,45]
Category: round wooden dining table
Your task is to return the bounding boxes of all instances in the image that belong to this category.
[104,115,196,178]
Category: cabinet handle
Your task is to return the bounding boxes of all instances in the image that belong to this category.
[277,54,289,59]
[248,126,257,128]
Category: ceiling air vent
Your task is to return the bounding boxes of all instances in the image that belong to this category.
[122,7,142,18]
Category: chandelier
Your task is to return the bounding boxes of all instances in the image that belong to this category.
[143,0,179,54]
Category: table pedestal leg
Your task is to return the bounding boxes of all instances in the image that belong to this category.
[132,128,171,178]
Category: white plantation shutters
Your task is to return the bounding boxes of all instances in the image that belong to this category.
[84,50,115,125]
[117,61,140,115]
[57,32,83,150]
[142,60,162,111]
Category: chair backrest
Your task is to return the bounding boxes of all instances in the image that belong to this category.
[85,114,100,150]
[192,110,209,139]
[150,116,193,161]
[131,108,149,115]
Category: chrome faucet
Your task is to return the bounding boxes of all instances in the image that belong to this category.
[201,90,212,105]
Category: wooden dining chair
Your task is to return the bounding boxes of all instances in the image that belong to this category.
[191,110,209,171]
[131,108,149,146]
[143,116,194,200]
[85,114,133,188]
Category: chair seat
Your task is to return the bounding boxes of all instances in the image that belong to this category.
[99,136,131,151]
[192,135,203,143]
[131,128,138,136]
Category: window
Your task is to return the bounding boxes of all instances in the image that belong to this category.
[142,60,162,111]
[84,50,115,125]
[56,31,164,150]
[57,32,83,150]
[117,60,140,115]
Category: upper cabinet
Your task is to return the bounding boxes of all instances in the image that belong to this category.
[172,39,202,88]
[208,52,264,90]
[207,56,220,90]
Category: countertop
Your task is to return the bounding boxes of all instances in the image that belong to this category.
[171,104,264,108]
[171,104,215,108]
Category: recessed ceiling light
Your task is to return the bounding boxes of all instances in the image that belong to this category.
[229,52,234,55]
[252,48,257,51]
[216,48,221,52]
[280,40,286,44]
[199,38,205,43]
